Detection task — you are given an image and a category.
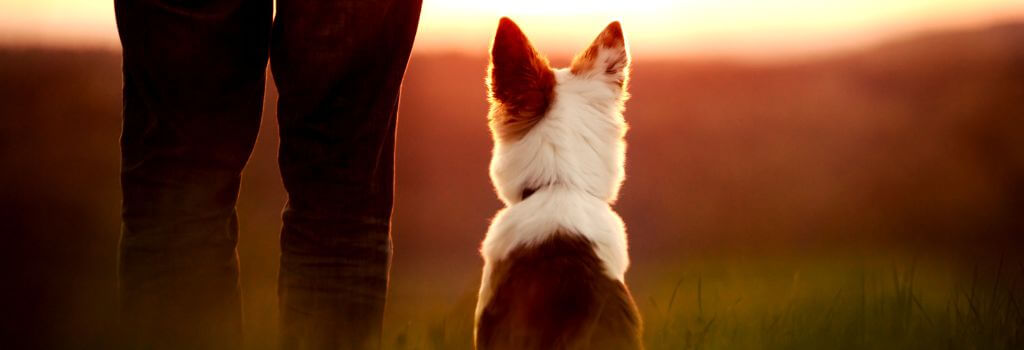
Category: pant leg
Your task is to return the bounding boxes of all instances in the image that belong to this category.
[270,0,422,348]
[115,0,272,348]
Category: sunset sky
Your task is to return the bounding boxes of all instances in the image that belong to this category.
[1,0,1022,59]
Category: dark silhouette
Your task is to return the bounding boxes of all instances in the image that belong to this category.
[113,0,422,348]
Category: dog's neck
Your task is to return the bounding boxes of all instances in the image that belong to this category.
[519,183,556,201]
[521,187,539,201]
[522,183,609,203]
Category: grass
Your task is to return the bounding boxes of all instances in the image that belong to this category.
[380,255,1023,350]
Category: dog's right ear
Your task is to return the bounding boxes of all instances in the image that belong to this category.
[488,17,555,129]
[570,21,629,88]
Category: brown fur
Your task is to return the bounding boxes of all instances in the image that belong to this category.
[487,17,556,142]
[476,232,643,350]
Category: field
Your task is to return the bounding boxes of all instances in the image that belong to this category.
[1,23,1022,348]
[390,256,1022,350]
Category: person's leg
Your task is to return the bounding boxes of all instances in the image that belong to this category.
[270,0,422,348]
[115,0,272,348]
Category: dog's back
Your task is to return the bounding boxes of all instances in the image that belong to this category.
[477,232,641,349]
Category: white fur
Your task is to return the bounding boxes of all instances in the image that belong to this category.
[477,43,631,319]
[489,67,628,206]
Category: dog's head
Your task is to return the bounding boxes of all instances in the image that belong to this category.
[487,18,631,206]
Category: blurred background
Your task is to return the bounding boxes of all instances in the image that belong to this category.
[1,1,1023,349]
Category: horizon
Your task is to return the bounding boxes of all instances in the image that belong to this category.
[1,0,1022,60]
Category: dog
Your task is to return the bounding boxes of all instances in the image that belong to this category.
[474,17,642,350]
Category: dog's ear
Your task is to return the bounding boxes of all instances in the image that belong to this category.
[488,17,555,123]
[570,21,630,87]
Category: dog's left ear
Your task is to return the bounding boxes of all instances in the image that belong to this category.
[570,21,630,86]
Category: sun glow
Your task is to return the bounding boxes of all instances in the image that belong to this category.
[0,0,1022,58]
[415,0,1024,59]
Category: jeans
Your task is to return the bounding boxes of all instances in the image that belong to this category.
[114,0,422,348]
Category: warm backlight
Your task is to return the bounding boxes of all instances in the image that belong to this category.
[1,0,1022,58]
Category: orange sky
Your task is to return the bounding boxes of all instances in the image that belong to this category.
[1,0,1022,59]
